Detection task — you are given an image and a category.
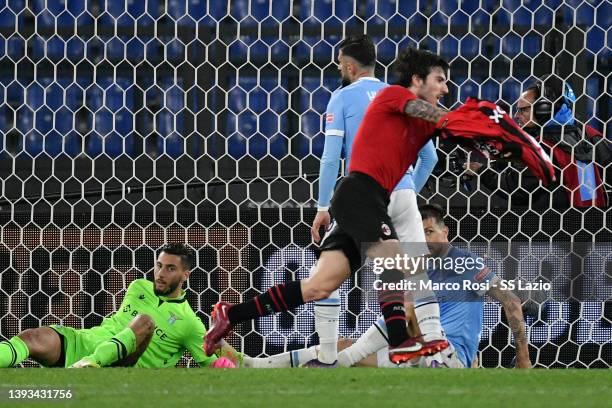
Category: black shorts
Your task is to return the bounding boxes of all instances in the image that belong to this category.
[318,172,397,273]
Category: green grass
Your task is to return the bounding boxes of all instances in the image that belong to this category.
[1,368,611,408]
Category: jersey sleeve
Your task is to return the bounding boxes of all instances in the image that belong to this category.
[324,90,345,137]
[184,316,218,367]
[412,140,438,193]
[317,135,343,208]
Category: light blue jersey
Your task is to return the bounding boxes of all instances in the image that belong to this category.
[318,77,387,208]
[376,246,495,367]
[423,246,496,368]
[317,78,438,208]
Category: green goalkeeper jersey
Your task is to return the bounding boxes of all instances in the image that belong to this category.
[90,279,217,368]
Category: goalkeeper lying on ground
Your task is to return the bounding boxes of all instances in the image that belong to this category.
[0,243,238,368]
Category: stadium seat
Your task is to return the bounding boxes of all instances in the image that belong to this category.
[481,81,500,101]
[298,76,330,158]
[586,27,605,53]
[0,7,17,29]
[86,132,103,158]
[460,36,479,59]
[501,34,521,58]
[533,6,553,27]
[32,0,55,29]
[44,82,63,113]
[471,10,491,27]
[576,4,595,26]
[523,33,541,57]
[372,0,398,18]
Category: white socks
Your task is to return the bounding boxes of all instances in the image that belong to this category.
[414,300,444,341]
[242,346,317,368]
[314,289,341,364]
[338,317,388,367]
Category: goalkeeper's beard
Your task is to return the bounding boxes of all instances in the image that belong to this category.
[154,280,180,296]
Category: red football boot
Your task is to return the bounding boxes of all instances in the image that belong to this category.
[204,302,234,356]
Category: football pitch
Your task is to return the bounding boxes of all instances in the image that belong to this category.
[1,368,610,408]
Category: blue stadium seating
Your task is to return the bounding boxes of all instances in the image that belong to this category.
[523,33,541,57]
[471,10,491,27]
[576,3,595,26]
[297,76,336,158]
[460,36,479,59]
[533,6,553,26]
[0,7,17,29]
[460,80,479,101]
[502,34,521,58]
[481,81,500,102]
[501,80,521,109]
[586,27,605,53]
[440,37,459,60]
[227,76,288,159]
[596,0,611,29]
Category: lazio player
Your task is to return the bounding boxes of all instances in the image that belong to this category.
[0,244,233,368]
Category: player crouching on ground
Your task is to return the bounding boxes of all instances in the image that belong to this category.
[0,243,238,369]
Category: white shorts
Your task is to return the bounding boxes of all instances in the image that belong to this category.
[387,188,429,256]
[375,343,465,368]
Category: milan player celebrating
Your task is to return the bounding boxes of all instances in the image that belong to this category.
[205,47,553,364]
[206,47,452,364]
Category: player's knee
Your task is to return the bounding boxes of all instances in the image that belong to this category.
[17,328,46,353]
[301,279,335,302]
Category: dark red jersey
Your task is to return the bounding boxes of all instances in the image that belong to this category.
[348,85,437,193]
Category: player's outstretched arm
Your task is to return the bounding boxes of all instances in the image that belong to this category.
[404,99,448,124]
[487,278,532,368]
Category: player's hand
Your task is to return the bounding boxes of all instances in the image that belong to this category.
[311,210,331,243]
[515,354,532,369]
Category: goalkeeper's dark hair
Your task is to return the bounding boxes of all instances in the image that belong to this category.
[393,47,449,87]
[159,243,194,270]
[338,35,376,68]
[419,203,446,227]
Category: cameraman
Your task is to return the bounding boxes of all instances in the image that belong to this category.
[466,75,608,209]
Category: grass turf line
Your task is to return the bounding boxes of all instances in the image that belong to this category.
[1,368,610,408]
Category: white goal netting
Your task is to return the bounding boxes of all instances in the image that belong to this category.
[0,0,610,368]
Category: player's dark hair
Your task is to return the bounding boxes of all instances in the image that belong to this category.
[419,203,445,227]
[159,243,194,270]
[525,74,571,124]
[338,35,376,68]
[393,47,449,87]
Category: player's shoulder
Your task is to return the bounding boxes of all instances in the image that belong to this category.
[127,278,153,292]
[377,84,411,97]
[341,78,386,93]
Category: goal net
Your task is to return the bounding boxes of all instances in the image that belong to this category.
[0,0,609,368]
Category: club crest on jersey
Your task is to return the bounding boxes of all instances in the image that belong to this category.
[326,113,334,123]
[167,313,182,325]
[381,223,391,236]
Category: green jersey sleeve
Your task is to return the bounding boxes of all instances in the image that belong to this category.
[184,316,217,367]
[99,279,143,333]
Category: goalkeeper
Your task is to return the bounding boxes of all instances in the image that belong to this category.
[0,243,238,368]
